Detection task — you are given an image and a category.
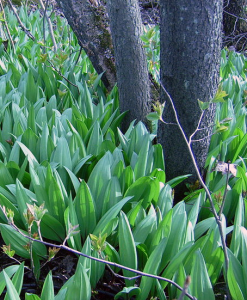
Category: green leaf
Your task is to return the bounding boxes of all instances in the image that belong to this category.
[40,214,65,242]
[3,271,21,300]
[198,99,210,110]
[133,205,157,245]
[212,87,228,103]
[190,250,215,300]
[41,272,54,300]
[65,263,91,300]
[119,211,137,286]
[137,238,168,300]
[0,265,19,295]
[74,180,96,240]
[134,134,151,179]
[16,142,39,169]
[93,196,132,236]
[227,260,245,300]
[0,224,47,259]
[4,262,24,300]
[115,287,141,300]
[124,176,160,209]
[146,112,160,121]
[25,294,41,300]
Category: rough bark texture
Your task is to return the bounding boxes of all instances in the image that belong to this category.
[106,0,150,132]
[159,0,223,200]
[223,0,247,49]
[55,0,116,90]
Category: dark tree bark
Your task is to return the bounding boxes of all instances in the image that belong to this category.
[159,0,223,200]
[55,0,116,90]
[57,0,224,201]
[106,0,150,132]
[223,0,247,49]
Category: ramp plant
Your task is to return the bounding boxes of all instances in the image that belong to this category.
[0,4,246,300]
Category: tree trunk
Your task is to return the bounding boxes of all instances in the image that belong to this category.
[106,0,150,132]
[159,0,223,200]
[223,0,247,49]
[55,0,116,90]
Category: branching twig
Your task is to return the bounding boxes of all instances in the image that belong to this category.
[46,59,80,92]
[159,81,231,299]
[189,111,205,144]
[2,213,196,300]
[6,0,35,40]
[0,0,15,51]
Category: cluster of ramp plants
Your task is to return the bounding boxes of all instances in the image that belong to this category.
[0,4,246,300]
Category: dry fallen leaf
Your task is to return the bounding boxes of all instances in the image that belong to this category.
[213,161,237,177]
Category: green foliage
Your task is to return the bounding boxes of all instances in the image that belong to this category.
[0,7,246,300]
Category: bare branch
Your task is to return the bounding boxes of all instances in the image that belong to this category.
[0,0,15,51]
[6,0,35,40]
[0,206,197,300]
[159,81,230,298]
[38,0,58,52]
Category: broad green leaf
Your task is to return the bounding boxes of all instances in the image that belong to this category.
[51,137,72,170]
[16,141,39,169]
[0,266,19,295]
[166,174,190,188]
[4,262,24,300]
[0,224,47,259]
[227,260,245,300]
[134,134,150,179]
[207,247,224,285]
[137,238,167,300]
[40,214,65,242]
[93,196,132,236]
[230,195,244,257]
[87,121,103,156]
[227,248,247,299]
[133,205,157,245]
[119,211,137,286]
[3,271,21,300]
[64,198,82,251]
[74,180,96,239]
[124,176,159,209]
[150,209,172,253]
[41,272,54,300]
[101,177,122,216]
[25,294,41,300]
[161,242,194,289]
[65,263,91,300]
[190,250,215,300]
[115,286,141,300]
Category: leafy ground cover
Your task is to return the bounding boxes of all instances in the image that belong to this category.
[0,4,246,300]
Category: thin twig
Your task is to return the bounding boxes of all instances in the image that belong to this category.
[38,0,57,52]
[0,0,15,51]
[46,59,80,92]
[189,110,205,144]
[2,215,196,300]
[6,0,35,40]
[159,81,231,298]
